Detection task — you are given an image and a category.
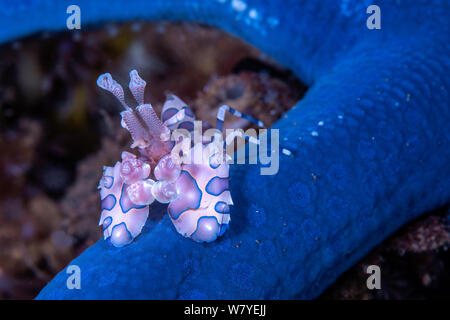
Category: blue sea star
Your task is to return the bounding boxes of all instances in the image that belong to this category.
[0,0,448,299]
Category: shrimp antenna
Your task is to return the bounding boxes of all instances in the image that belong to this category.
[97,73,131,110]
[128,69,146,105]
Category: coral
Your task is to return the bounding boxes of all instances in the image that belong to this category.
[0,119,74,299]
[322,208,450,300]
[193,71,303,130]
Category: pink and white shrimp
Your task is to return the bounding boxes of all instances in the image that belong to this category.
[97,70,267,247]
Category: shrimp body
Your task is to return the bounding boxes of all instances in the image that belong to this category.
[167,143,232,242]
[96,70,269,246]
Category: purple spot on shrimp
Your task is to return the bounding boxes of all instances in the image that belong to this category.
[178,121,194,132]
[102,216,113,230]
[205,176,229,196]
[190,216,220,242]
[182,107,194,117]
[161,107,178,122]
[101,194,116,211]
[168,171,202,220]
[119,184,146,213]
[209,154,220,169]
[215,201,230,214]
[103,176,114,188]
[109,222,133,247]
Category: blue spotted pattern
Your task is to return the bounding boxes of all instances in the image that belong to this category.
[101,194,116,211]
[205,176,229,196]
[214,201,230,214]
[168,170,202,220]
[102,217,113,231]
[103,176,114,189]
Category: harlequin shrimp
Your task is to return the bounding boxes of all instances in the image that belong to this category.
[97,69,284,247]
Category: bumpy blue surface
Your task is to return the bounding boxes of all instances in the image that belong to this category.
[1,0,448,299]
